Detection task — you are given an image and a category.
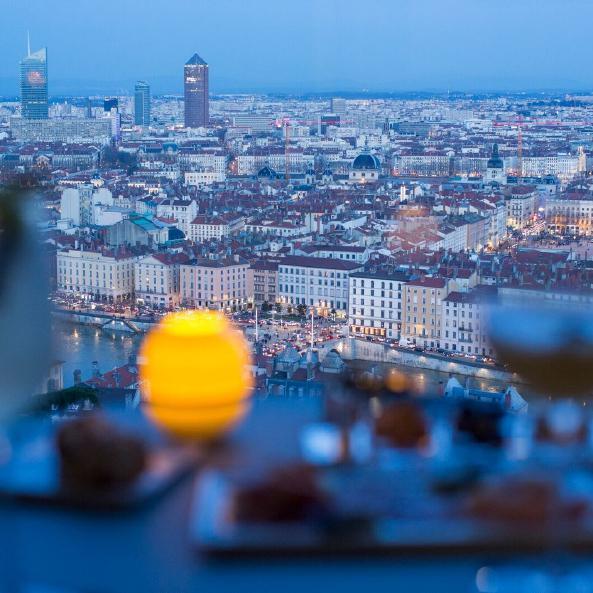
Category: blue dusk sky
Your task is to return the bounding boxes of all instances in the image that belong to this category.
[0,0,591,95]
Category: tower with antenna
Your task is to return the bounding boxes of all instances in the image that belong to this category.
[20,34,48,120]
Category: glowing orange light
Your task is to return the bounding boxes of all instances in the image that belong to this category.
[140,310,253,440]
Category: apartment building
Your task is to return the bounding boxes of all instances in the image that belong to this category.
[249,259,279,306]
[180,256,250,311]
[277,256,362,315]
[155,199,198,237]
[134,253,189,309]
[522,154,582,179]
[505,186,537,230]
[348,270,410,339]
[245,220,309,237]
[400,277,450,348]
[188,214,245,243]
[441,291,494,357]
[298,244,370,264]
[184,170,226,185]
[546,192,593,236]
[236,150,314,175]
[57,248,136,302]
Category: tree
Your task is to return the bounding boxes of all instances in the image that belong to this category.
[261,301,272,312]
[274,303,282,314]
[296,303,307,317]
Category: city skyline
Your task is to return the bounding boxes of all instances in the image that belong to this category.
[2,0,593,96]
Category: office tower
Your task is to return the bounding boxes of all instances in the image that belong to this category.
[104,97,118,112]
[110,108,121,142]
[134,81,151,126]
[184,53,209,128]
[330,97,346,116]
[20,46,48,119]
[85,98,92,118]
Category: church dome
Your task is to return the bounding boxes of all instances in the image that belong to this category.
[352,153,381,170]
[257,165,277,179]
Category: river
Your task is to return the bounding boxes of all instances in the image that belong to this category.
[53,321,143,387]
[52,320,514,396]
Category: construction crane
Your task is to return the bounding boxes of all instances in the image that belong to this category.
[517,115,523,177]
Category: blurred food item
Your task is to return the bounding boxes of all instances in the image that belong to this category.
[457,401,505,446]
[466,475,587,523]
[140,311,253,440]
[374,400,428,448]
[353,371,384,395]
[384,369,410,396]
[57,414,147,489]
[536,402,587,445]
[233,464,326,523]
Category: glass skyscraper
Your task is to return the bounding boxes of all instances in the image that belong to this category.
[20,47,48,120]
[184,53,209,128]
[134,81,151,126]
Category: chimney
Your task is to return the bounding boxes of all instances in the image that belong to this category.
[73,369,82,385]
[92,360,101,378]
[113,368,121,388]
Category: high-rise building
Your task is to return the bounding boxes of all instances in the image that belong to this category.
[330,97,346,116]
[134,81,151,126]
[20,46,48,120]
[109,108,121,142]
[184,53,209,128]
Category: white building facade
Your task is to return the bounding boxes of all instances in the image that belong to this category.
[57,249,136,302]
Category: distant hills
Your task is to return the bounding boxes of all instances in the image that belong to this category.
[0,74,591,99]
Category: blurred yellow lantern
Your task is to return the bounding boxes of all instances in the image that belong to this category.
[140,310,254,440]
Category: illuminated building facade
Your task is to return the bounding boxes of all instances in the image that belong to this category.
[184,53,209,128]
[20,47,48,119]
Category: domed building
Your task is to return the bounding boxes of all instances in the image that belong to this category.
[349,152,381,183]
[256,164,278,181]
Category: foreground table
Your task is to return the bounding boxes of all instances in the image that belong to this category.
[0,398,575,593]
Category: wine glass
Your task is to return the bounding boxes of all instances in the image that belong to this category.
[485,303,593,589]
